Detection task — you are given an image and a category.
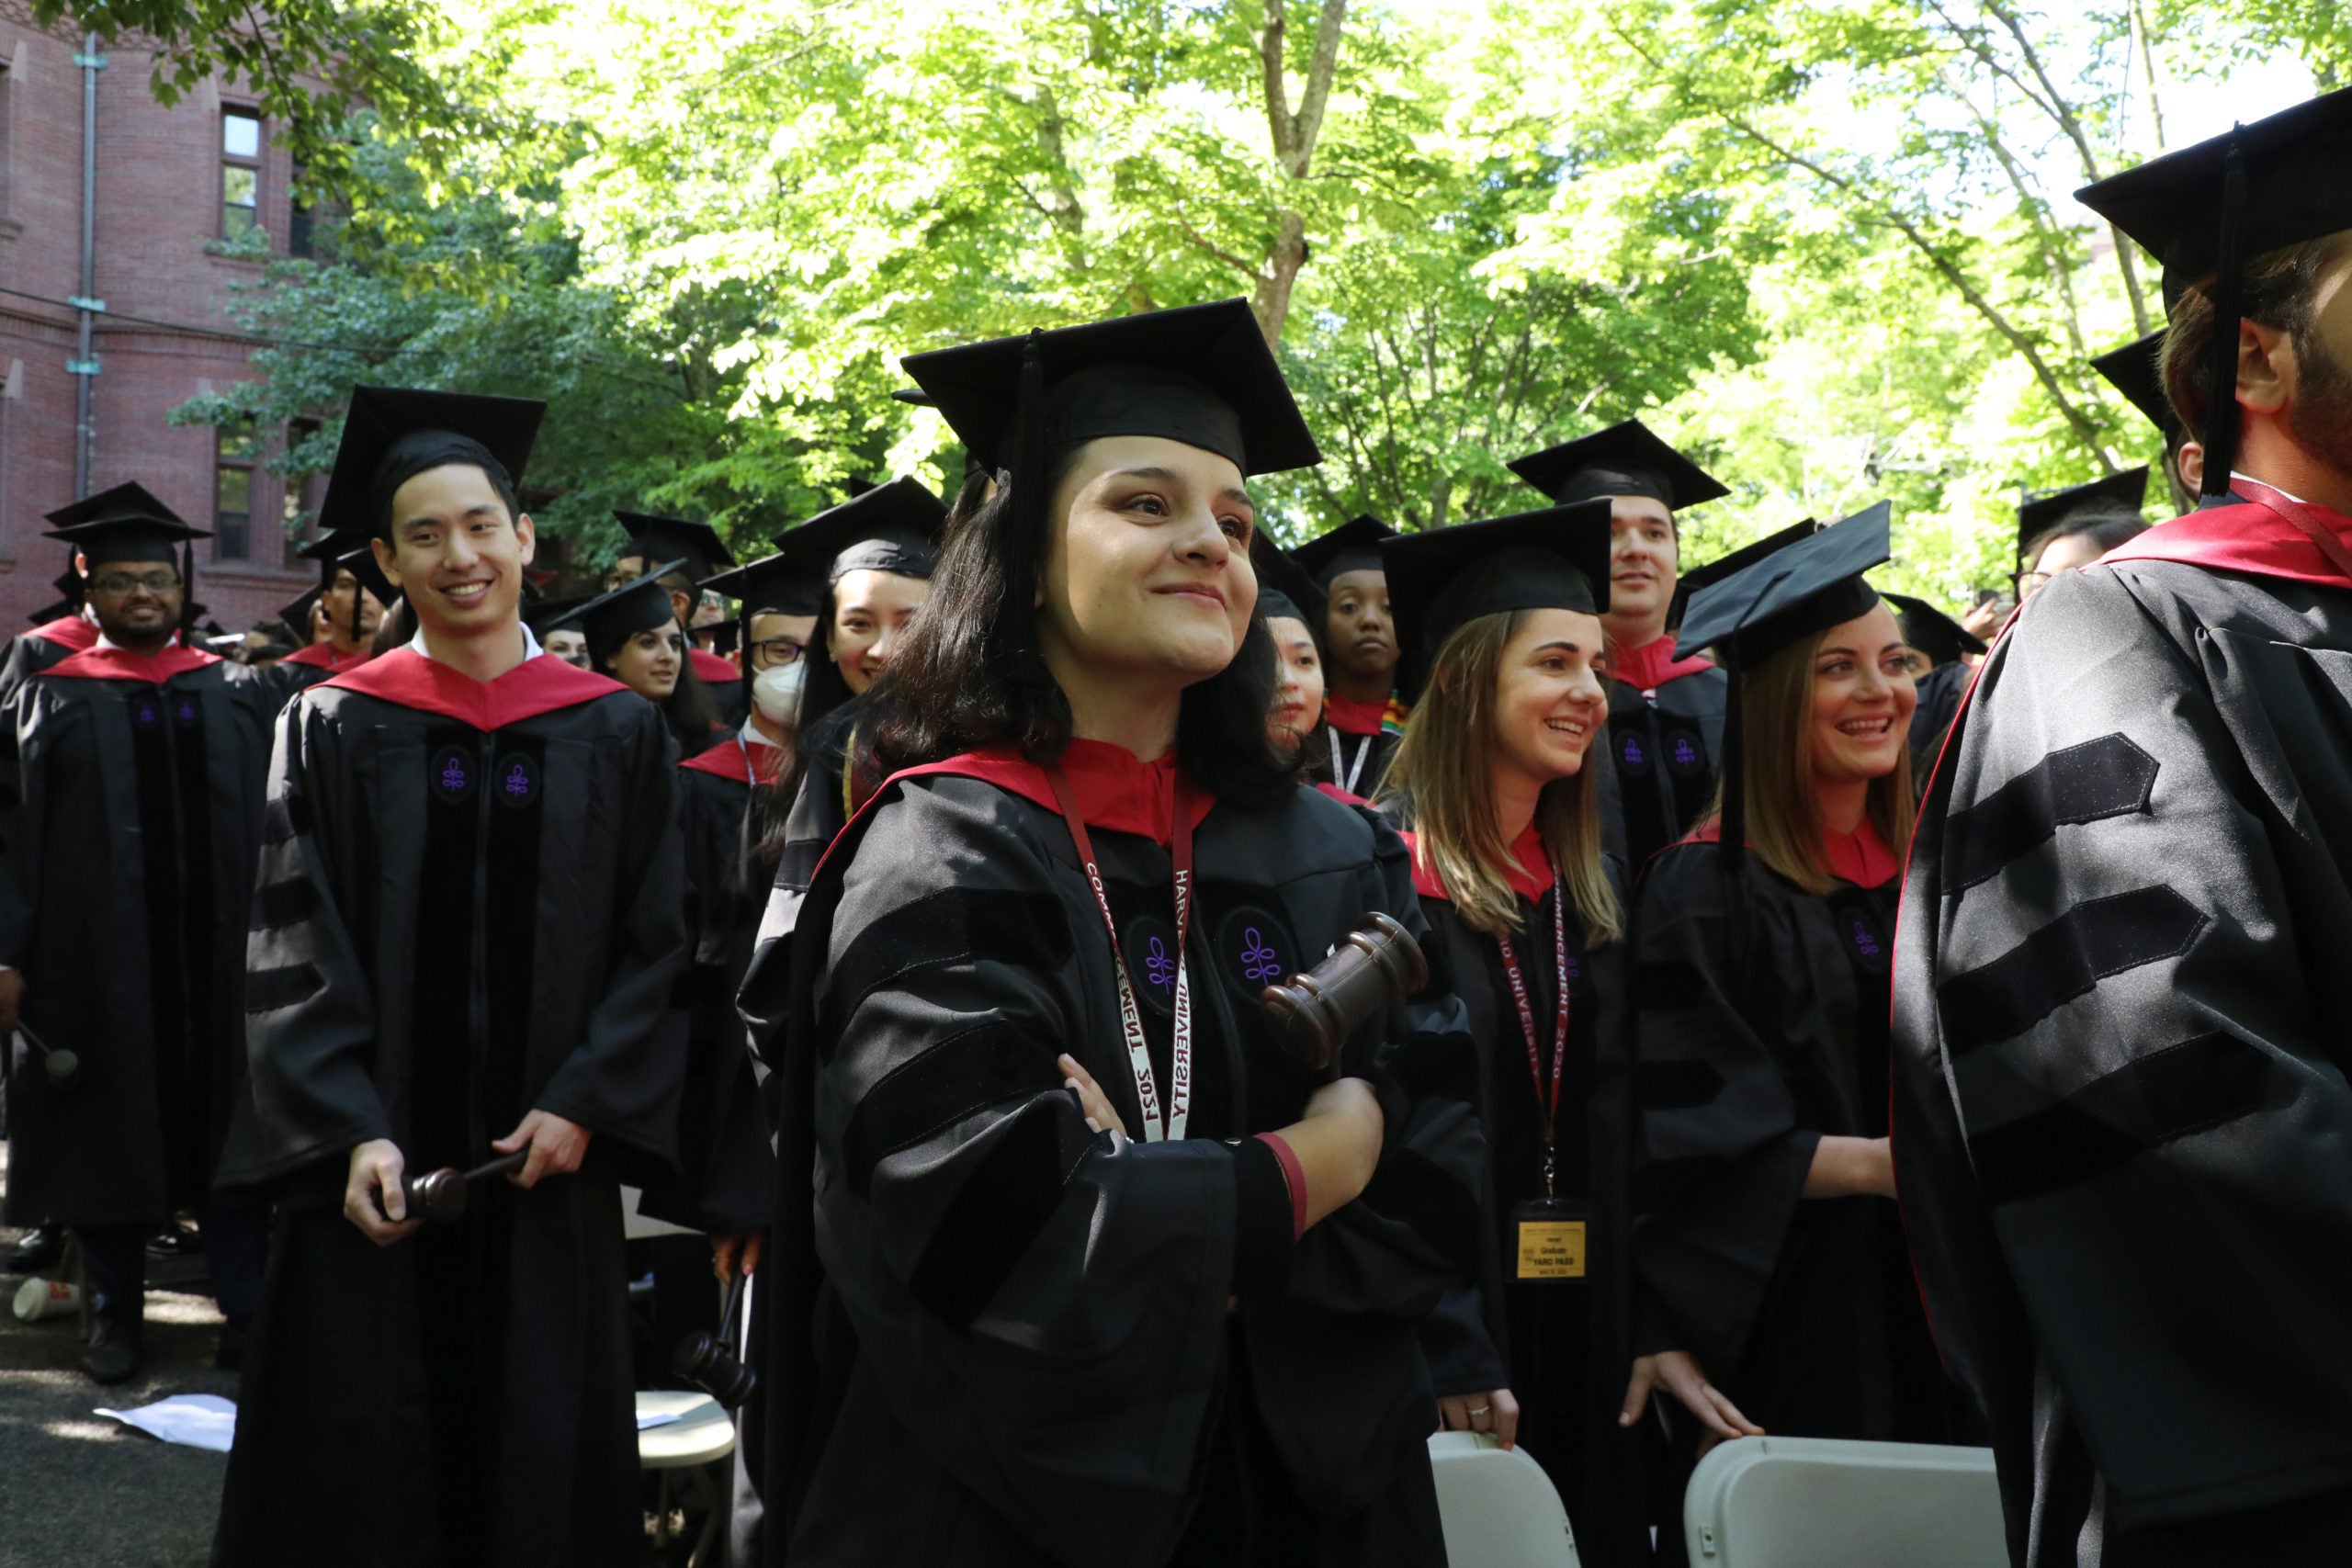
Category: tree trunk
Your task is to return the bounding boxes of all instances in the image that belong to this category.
[1252,0,1349,346]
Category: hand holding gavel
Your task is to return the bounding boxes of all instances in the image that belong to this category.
[401,1149,531,1223]
[1260,912,1429,1076]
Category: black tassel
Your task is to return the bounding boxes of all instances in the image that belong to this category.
[2199,138,2249,501]
[180,541,196,642]
[738,602,753,717]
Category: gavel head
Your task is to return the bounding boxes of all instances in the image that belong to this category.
[404,1167,469,1223]
[673,1330,759,1410]
[1260,911,1430,1074]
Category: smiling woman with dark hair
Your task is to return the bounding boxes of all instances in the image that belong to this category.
[741,301,1482,1568]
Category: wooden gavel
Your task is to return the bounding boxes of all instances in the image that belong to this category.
[400,1149,530,1223]
[1259,911,1428,1075]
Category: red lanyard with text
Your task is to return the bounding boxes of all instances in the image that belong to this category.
[1493,878,1570,1196]
[1046,765,1196,1143]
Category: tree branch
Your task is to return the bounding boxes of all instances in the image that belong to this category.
[1601,14,2114,466]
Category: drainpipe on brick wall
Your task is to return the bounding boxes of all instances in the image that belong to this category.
[69,31,105,499]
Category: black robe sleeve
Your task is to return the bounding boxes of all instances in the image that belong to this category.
[237,695,394,1178]
[1894,561,2352,1543]
[1629,844,1820,1373]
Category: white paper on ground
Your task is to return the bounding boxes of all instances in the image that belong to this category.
[95,1393,238,1452]
[638,1411,683,1430]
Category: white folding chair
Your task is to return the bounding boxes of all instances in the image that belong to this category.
[1427,1431,1580,1567]
[1682,1435,2005,1567]
[639,1391,735,1568]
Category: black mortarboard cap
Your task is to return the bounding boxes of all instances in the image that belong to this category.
[2017,468,2149,560]
[560,562,685,650]
[44,482,209,563]
[277,586,323,640]
[614,513,737,582]
[2090,333,2185,446]
[1666,518,1817,635]
[1290,514,1398,591]
[1506,418,1731,512]
[338,541,400,615]
[773,477,948,583]
[317,384,544,541]
[2076,88,2352,494]
[1678,501,1892,670]
[1249,531,1325,631]
[900,299,1320,479]
[1381,500,1614,697]
[1883,592,1986,667]
[703,551,827,618]
[522,592,594,637]
[1680,502,1894,891]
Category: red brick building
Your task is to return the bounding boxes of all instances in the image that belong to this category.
[0,0,318,637]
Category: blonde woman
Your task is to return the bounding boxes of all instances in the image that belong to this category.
[1378,504,1648,1567]
[1623,507,1966,1474]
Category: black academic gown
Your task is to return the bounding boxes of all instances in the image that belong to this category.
[1402,818,1647,1567]
[1633,833,1954,1445]
[1596,645,1728,880]
[0,615,99,705]
[210,647,689,1568]
[258,642,371,712]
[639,736,778,1235]
[0,644,273,1228]
[1893,483,2352,1566]
[741,743,1485,1568]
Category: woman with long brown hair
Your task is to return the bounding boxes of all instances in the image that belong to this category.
[1622,505,1964,1479]
[1375,504,1648,1565]
[739,301,1485,1567]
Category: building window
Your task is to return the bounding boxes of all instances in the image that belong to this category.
[222,109,262,241]
[288,159,314,259]
[215,420,259,559]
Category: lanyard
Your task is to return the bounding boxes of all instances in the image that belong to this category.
[1046,764,1197,1143]
[1493,877,1570,1197]
[1326,724,1370,795]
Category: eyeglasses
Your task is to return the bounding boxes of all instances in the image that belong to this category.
[2011,570,2053,597]
[749,637,806,666]
[93,572,184,596]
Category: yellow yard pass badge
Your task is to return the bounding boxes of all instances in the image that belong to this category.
[1512,1198,1587,1281]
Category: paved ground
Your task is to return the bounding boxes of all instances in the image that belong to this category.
[0,1213,234,1566]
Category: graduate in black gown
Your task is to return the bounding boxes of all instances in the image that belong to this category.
[1509,421,1733,879]
[211,386,689,1568]
[741,299,1485,1566]
[1290,514,1405,798]
[2014,468,2152,601]
[560,565,729,758]
[1895,90,2352,1565]
[608,511,746,721]
[1375,503,1649,1564]
[1882,592,1984,787]
[760,477,947,940]
[0,563,100,704]
[648,548,819,1562]
[1248,532,1339,793]
[0,485,275,1382]
[264,528,387,704]
[1624,505,1962,1469]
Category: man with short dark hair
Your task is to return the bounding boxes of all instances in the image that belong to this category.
[1895,90,2352,1563]
[211,386,688,1564]
[263,532,387,703]
[0,484,276,1382]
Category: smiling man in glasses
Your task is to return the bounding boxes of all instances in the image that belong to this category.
[0,483,277,1384]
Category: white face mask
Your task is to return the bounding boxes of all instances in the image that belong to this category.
[752,660,805,726]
